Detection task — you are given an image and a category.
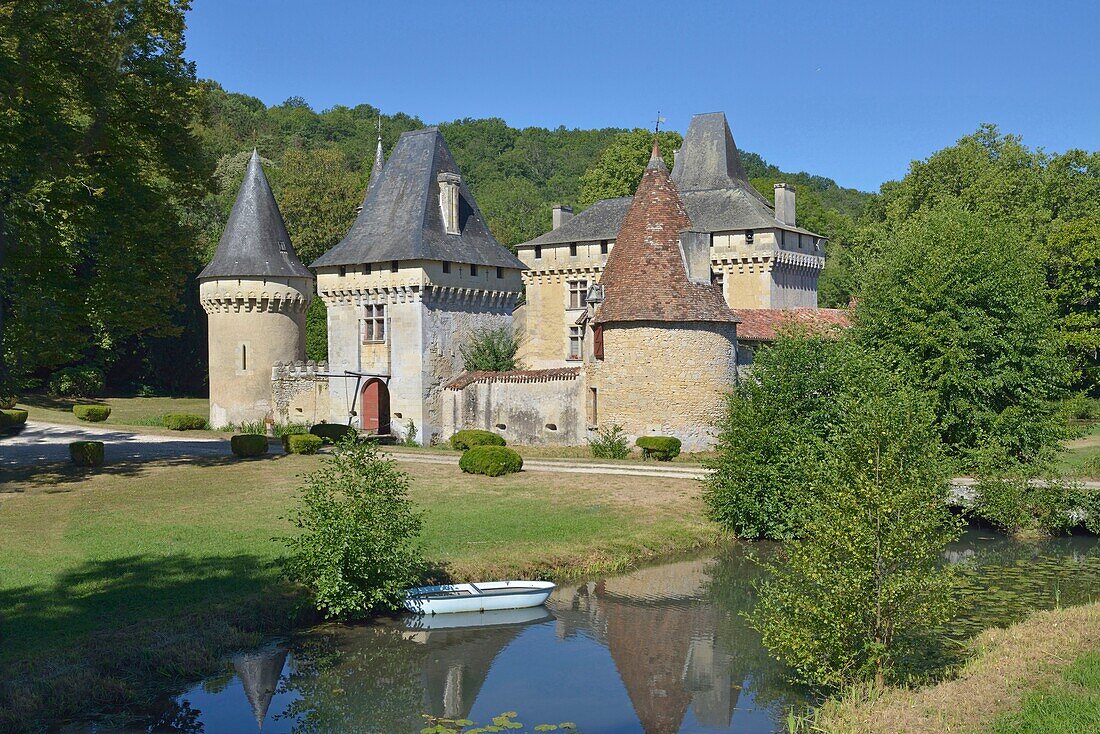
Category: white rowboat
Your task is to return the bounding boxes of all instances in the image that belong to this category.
[404,580,556,615]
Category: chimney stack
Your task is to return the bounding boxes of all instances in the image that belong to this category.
[678,230,712,285]
[438,172,461,234]
[552,205,574,230]
[774,183,796,227]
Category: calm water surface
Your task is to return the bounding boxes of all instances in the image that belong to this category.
[151,530,1099,734]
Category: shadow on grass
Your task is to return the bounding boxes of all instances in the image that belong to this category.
[0,552,308,731]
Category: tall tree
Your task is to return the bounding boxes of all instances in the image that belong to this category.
[579,129,683,207]
[1045,218,1100,392]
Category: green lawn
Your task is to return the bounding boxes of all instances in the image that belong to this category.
[17,394,212,432]
[990,651,1100,733]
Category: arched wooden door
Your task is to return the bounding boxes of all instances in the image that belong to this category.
[360,379,390,434]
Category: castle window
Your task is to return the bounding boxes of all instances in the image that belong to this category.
[568,280,588,309]
[569,243,577,257]
[712,270,724,287]
[364,263,372,274]
[470,264,479,277]
[534,245,542,259]
[390,260,398,273]
[593,325,604,360]
[362,304,386,343]
[745,230,754,245]
[600,240,608,255]
[241,344,247,371]
[339,265,347,277]
[496,267,503,279]
[587,387,598,425]
[442,260,451,274]
[568,326,583,361]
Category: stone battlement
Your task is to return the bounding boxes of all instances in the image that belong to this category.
[271,360,329,380]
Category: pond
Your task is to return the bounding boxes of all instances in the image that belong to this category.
[147,529,1099,734]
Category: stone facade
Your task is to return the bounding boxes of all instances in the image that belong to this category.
[271,360,330,426]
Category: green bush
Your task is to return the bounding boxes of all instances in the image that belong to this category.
[459,445,524,477]
[272,422,310,438]
[69,441,104,467]
[48,366,104,398]
[163,413,208,431]
[972,475,1083,536]
[402,419,419,447]
[589,423,631,459]
[286,433,324,455]
[281,439,423,619]
[459,326,519,372]
[310,423,357,444]
[449,429,506,450]
[0,396,17,410]
[636,436,681,461]
[231,434,269,458]
[0,409,29,430]
[73,404,111,422]
[1063,394,1100,421]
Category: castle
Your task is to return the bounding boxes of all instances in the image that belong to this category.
[200,112,847,449]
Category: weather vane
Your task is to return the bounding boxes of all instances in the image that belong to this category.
[654,111,666,134]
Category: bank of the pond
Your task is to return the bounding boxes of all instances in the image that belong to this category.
[814,601,1100,734]
[0,454,716,730]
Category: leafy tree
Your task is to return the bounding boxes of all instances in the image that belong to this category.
[282,438,424,619]
[1045,218,1100,391]
[460,326,519,372]
[752,354,962,688]
[579,129,683,207]
[854,203,1073,469]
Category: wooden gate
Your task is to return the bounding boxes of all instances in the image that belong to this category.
[360,379,391,434]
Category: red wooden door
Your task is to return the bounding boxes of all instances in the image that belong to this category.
[360,379,390,434]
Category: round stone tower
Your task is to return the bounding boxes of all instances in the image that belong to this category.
[198,150,314,428]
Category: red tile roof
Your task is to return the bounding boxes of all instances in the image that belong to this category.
[735,307,851,342]
[594,142,738,325]
[445,367,582,390]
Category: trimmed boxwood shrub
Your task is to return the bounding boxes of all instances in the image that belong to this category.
[73,404,111,422]
[164,413,208,431]
[450,429,506,450]
[636,436,682,461]
[459,445,523,477]
[310,423,357,444]
[48,366,104,398]
[286,433,324,455]
[0,409,28,430]
[231,434,269,458]
[70,440,104,467]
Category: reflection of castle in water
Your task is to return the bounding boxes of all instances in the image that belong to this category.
[233,644,289,731]
[551,558,739,733]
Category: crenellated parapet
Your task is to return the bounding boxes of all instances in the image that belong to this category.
[199,277,314,315]
[271,359,329,381]
[318,282,518,309]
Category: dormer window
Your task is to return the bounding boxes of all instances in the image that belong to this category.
[438,172,461,235]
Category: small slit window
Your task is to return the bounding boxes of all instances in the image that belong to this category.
[363,263,372,274]
[471,264,479,277]
[534,245,542,259]
[390,260,399,273]
[569,243,578,257]
[338,265,347,277]
[600,240,608,255]
[241,344,247,370]
[442,261,451,274]
[496,267,503,279]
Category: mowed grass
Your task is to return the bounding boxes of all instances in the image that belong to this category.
[989,651,1100,733]
[0,453,712,662]
[17,394,211,431]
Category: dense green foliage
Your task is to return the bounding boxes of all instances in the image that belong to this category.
[163,413,208,431]
[635,436,681,461]
[459,326,519,372]
[68,441,104,467]
[285,433,324,455]
[230,433,268,458]
[72,404,111,422]
[282,438,423,619]
[588,423,631,459]
[48,367,104,399]
[459,445,524,477]
[310,422,357,444]
[971,475,1099,536]
[751,348,962,688]
[0,408,27,429]
[449,429,506,450]
[579,129,684,206]
[855,204,1072,469]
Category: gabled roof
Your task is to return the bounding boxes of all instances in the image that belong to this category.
[735,307,851,342]
[594,143,739,326]
[199,150,312,280]
[520,111,821,248]
[312,128,524,270]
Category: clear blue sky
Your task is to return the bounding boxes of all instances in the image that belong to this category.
[185,0,1100,192]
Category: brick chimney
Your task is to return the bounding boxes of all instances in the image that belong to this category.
[774,183,796,227]
[552,204,574,230]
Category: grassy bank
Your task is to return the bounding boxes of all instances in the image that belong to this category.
[15,395,213,435]
[0,454,713,728]
[814,601,1100,733]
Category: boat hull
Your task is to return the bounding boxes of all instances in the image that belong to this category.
[404,580,555,615]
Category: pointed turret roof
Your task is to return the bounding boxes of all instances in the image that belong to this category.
[594,142,738,325]
[233,646,289,731]
[199,150,312,280]
[670,112,768,203]
[312,128,524,270]
[367,132,385,192]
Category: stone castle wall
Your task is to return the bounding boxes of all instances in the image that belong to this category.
[271,360,331,426]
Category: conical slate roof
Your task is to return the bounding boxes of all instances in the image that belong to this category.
[670,112,768,204]
[233,645,289,731]
[312,128,525,270]
[199,151,312,280]
[594,142,738,325]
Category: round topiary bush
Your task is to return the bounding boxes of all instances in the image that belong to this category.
[164,413,208,431]
[231,433,269,458]
[635,436,682,461]
[73,404,111,422]
[310,423,357,444]
[0,409,28,431]
[69,440,104,467]
[450,429,506,450]
[48,366,104,398]
[459,445,523,477]
[285,433,324,455]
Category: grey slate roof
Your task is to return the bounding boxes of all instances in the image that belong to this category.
[199,150,313,280]
[312,128,525,270]
[521,111,822,247]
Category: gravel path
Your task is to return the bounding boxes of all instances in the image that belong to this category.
[1,421,228,468]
